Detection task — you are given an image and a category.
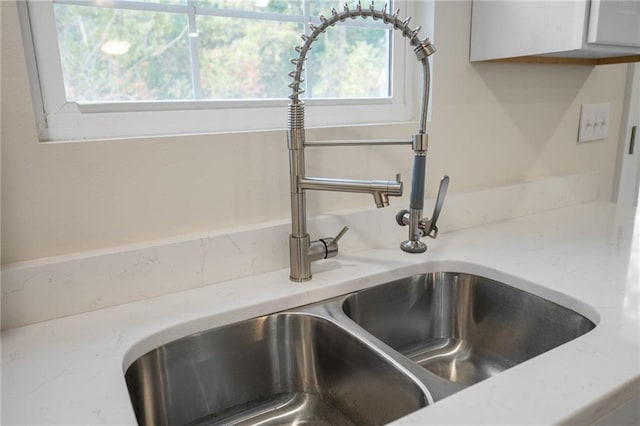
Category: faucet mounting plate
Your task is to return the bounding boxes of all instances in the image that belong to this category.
[400,240,428,254]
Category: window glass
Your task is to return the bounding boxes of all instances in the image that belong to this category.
[123,0,187,3]
[196,15,301,99]
[51,0,393,102]
[20,0,428,140]
[54,4,192,101]
[307,25,390,98]
[196,0,303,15]
[308,0,351,16]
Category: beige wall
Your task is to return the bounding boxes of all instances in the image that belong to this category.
[1,1,627,265]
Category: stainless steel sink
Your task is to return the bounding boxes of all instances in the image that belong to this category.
[342,272,596,386]
[125,312,429,426]
[125,271,596,425]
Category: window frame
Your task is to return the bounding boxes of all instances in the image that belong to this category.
[19,0,424,142]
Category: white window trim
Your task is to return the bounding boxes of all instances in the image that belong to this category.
[19,0,428,142]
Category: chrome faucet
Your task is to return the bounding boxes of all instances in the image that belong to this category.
[287,2,449,282]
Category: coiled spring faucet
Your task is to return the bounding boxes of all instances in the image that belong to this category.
[287,1,449,281]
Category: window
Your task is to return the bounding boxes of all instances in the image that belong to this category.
[19,0,430,141]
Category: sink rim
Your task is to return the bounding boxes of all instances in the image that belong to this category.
[122,262,600,374]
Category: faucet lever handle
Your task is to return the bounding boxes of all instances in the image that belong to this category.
[334,226,349,243]
[425,175,449,239]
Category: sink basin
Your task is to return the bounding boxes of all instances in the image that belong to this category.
[125,270,597,424]
[125,313,428,426]
[342,272,596,386]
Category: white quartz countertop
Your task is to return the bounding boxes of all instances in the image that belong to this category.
[2,202,639,425]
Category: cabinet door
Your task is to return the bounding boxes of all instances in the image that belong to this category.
[588,0,640,48]
[470,1,588,61]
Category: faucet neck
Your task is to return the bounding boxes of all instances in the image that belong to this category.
[286,3,435,107]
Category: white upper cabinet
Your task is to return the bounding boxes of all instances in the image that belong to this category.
[470,0,640,64]
[588,1,640,47]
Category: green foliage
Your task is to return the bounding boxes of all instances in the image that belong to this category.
[309,26,389,98]
[198,16,300,98]
[54,4,192,101]
[53,1,391,102]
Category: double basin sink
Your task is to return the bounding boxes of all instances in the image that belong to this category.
[125,272,595,425]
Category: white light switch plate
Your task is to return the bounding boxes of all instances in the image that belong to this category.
[578,103,610,142]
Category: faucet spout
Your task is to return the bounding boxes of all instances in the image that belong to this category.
[373,192,389,208]
[299,177,403,208]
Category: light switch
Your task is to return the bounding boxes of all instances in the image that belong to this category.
[578,103,610,143]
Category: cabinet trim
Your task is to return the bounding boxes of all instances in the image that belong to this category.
[479,55,640,66]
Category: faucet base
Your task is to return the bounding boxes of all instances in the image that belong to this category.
[400,240,428,254]
[290,234,312,282]
[290,275,312,283]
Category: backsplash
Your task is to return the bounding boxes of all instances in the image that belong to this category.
[1,171,598,329]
